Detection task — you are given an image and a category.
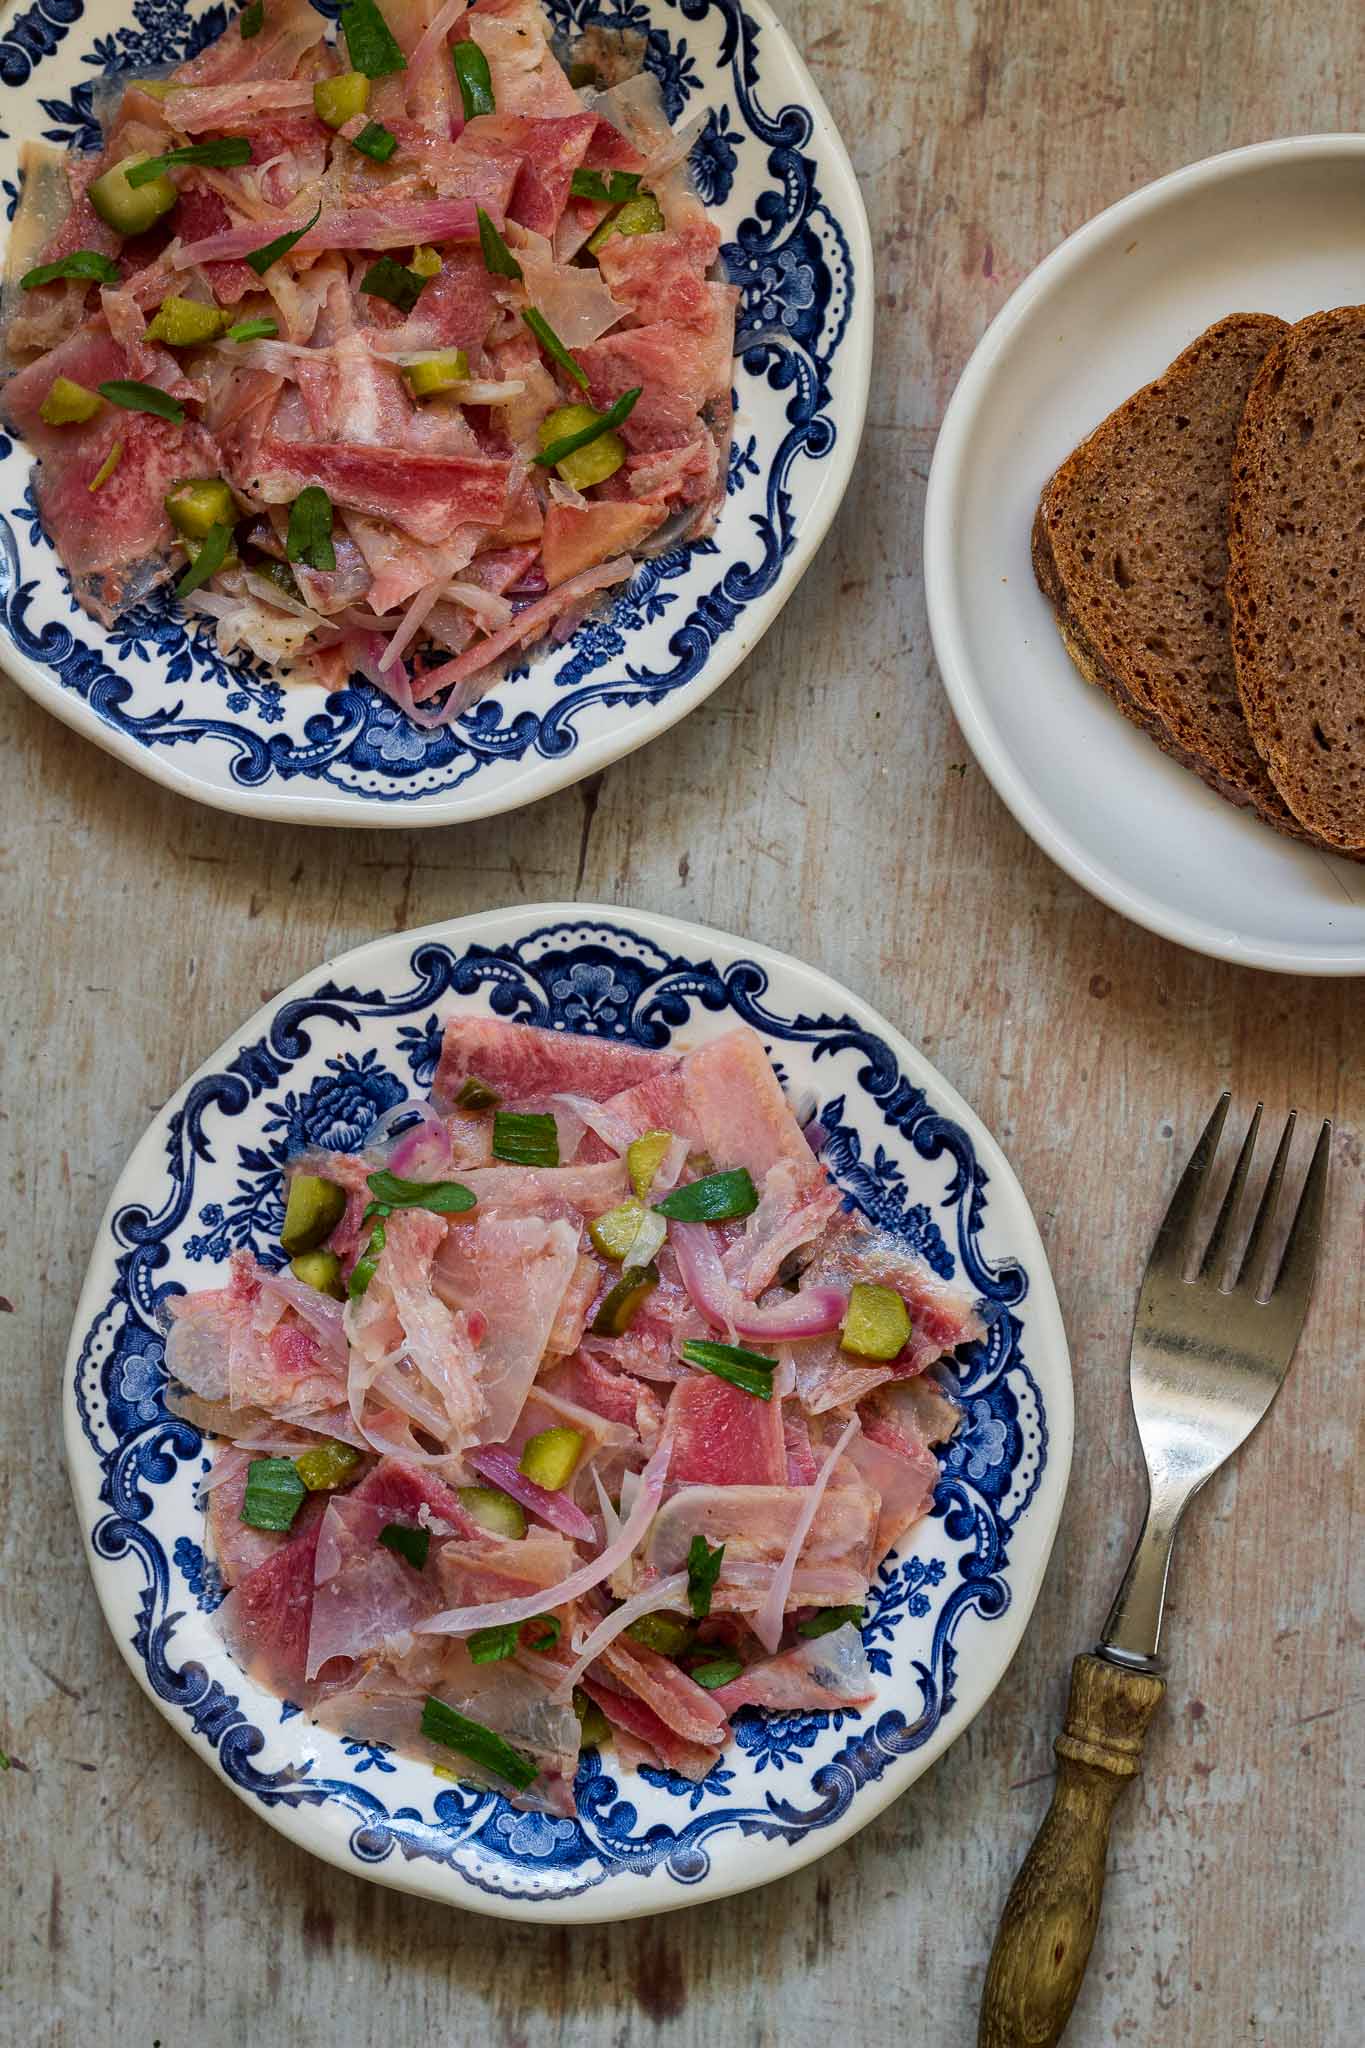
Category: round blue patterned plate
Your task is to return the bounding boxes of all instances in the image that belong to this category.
[64,904,1072,1920]
[0,0,871,824]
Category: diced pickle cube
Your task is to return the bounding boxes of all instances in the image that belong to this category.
[40,376,103,426]
[838,1281,911,1362]
[626,1128,673,1199]
[293,1438,361,1489]
[144,295,228,347]
[403,350,470,399]
[89,155,177,236]
[410,244,442,277]
[589,1261,659,1336]
[586,192,664,255]
[588,1198,647,1262]
[313,70,370,129]
[289,1249,346,1300]
[165,477,237,540]
[625,1612,693,1656]
[279,1173,347,1256]
[457,1486,527,1539]
[518,1426,583,1492]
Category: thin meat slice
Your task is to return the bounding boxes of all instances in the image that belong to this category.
[793,1224,988,1408]
[540,498,666,587]
[665,1373,788,1488]
[432,1014,681,1111]
[168,0,326,88]
[239,441,511,544]
[216,1499,331,1702]
[580,1676,723,1781]
[844,1425,939,1561]
[205,1451,288,1588]
[720,1156,845,1300]
[682,1027,819,1182]
[433,1527,579,1608]
[363,249,498,354]
[575,288,737,452]
[597,1638,727,1744]
[430,1212,581,1443]
[306,1494,447,1677]
[349,1455,483,1538]
[458,0,584,117]
[711,1624,875,1714]
[644,1477,880,1585]
[346,1208,487,1448]
[595,216,722,329]
[172,185,257,304]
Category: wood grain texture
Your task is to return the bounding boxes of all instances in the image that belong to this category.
[2,1,1364,2043]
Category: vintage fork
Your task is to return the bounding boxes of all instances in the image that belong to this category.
[978,1094,1331,2048]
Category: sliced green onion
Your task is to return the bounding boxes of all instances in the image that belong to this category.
[341,0,407,79]
[239,0,264,36]
[654,1167,758,1222]
[570,168,642,205]
[796,1605,865,1640]
[690,1655,743,1690]
[525,1613,561,1651]
[348,1207,389,1299]
[452,38,495,118]
[97,379,185,424]
[420,1695,538,1790]
[175,521,232,597]
[294,1439,361,1491]
[680,1338,776,1401]
[87,440,123,493]
[225,315,279,343]
[379,1522,430,1570]
[245,201,321,277]
[454,1074,501,1111]
[522,306,589,392]
[360,253,428,315]
[491,1110,559,1167]
[476,204,522,280]
[532,386,641,469]
[352,118,398,163]
[126,138,252,186]
[468,1621,520,1664]
[365,1170,476,1214]
[285,484,335,572]
[686,1534,725,1619]
[20,248,119,291]
[241,1456,306,1532]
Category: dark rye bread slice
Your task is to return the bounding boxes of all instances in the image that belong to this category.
[1031,313,1329,844]
[1227,307,1365,852]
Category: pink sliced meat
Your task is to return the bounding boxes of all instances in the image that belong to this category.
[710,1625,876,1714]
[238,440,511,545]
[172,185,257,304]
[462,112,597,234]
[596,217,723,329]
[545,1348,666,1443]
[664,1374,788,1488]
[543,1254,601,1356]
[349,1455,483,1538]
[720,1158,845,1300]
[682,1027,817,1182]
[457,0,584,118]
[363,248,498,353]
[844,1424,939,1562]
[205,1451,287,1588]
[430,1211,582,1442]
[432,1014,681,1111]
[797,1224,987,1388]
[168,0,326,88]
[163,79,320,131]
[597,1638,727,1744]
[575,287,737,452]
[216,1498,332,1701]
[306,1495,447,1677]
[644,1478,880,1585]
[540,498,665,588]
[173,198,498,269]
[434,1527,578,1608]
[580,1676,723,1781]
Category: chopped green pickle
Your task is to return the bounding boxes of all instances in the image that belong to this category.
[410,243,442,277]
[625,1612,693,1656]
[839,1280,911,1362]
[518,1426,583,1492]
[453,1074,501,1111]
[586,191,665,255]
[588,1197,648,1262]
[39,376,103,426]
[289,1248,345,1299]
[133,77,173,100]
[88,441,124,494]
[403,349,469,398]
[89,155,177,235]
[626,1128,674,1199]
[573,1688,611,1746]
[165,477,237,540]
[590,1260,659,1336]
[293,1438,361,1490]
[144,295,227,346]
[279,1172,347,1256]
[690,1655,743,1690]
[313,69,370,129]
[537,404,628,490]
[457,1485,527,1539]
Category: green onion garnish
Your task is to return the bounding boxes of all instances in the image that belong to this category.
[126,138,252,186]
[245,200,321,277]
[467,1610,561,1664]
[452,39,495,118]
[420,1696,539,1790]
[379,1522,430,1570]
[285,484,336,572]
[341,0,407,78]
[569,168,642,205]
[224,315,279,343]
[360,253,428,316]
[97,379,185,423]
[454,1074,501,1111]
[175,520,232,596]
[526,1613,561,1651]
[240,1456,306,1532]
[20,248,120,290]
[365,1170,477,1213]
[348,1207,389,1299]
[352,118,398,163]
[239,0,264,36]
[491,1111,559,1167]
[686,1533,725,1619]
[532,386,641,468]
[796,1605,865,1639]
[680,1338,776,1401]
[476,205,522,280]
[690,1655,743,1690]
[522,306,589,391]
[653,1167,758,1222]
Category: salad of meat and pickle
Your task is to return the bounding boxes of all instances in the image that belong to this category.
[0,0,734,725]
[164,1013,986,1812]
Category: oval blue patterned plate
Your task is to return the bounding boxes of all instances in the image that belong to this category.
[64,904,1072,1920]
[0,0,870,825]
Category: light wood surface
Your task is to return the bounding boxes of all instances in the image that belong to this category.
[3,1,1363,2042]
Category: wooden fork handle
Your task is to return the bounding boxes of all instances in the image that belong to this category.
[978,1653,1167,2047]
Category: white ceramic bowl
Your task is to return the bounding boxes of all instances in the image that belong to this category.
[925,136,1365,975]
[0,0,870,825]
[65,903,1071,1921]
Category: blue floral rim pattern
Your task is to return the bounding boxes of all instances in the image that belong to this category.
[69,916,1055,1908]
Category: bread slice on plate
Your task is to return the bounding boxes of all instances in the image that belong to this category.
[1031,312,1327,843]
[1227,307,1365,853]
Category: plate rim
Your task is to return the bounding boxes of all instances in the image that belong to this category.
[0,0,874,829]
[924,131,1365,978]
[62,899,1073,1922]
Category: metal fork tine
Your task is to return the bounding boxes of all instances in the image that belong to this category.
[1199,1101,1261,1280]
[1270,1118,1332,1306]
[1233,1108,1296,1293]
[1149,1091,1230,1273]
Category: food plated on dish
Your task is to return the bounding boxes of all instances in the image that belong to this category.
[0,0,870,824]
[64,906,1070,1917]
[925,136,1365,973]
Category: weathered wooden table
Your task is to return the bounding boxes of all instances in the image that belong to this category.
[4,1,1361,2041]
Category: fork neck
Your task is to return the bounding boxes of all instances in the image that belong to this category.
[1097,1471,1191,1674]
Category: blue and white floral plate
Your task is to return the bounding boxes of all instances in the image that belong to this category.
[64,904,1072,1920]
[0,0,871,825]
